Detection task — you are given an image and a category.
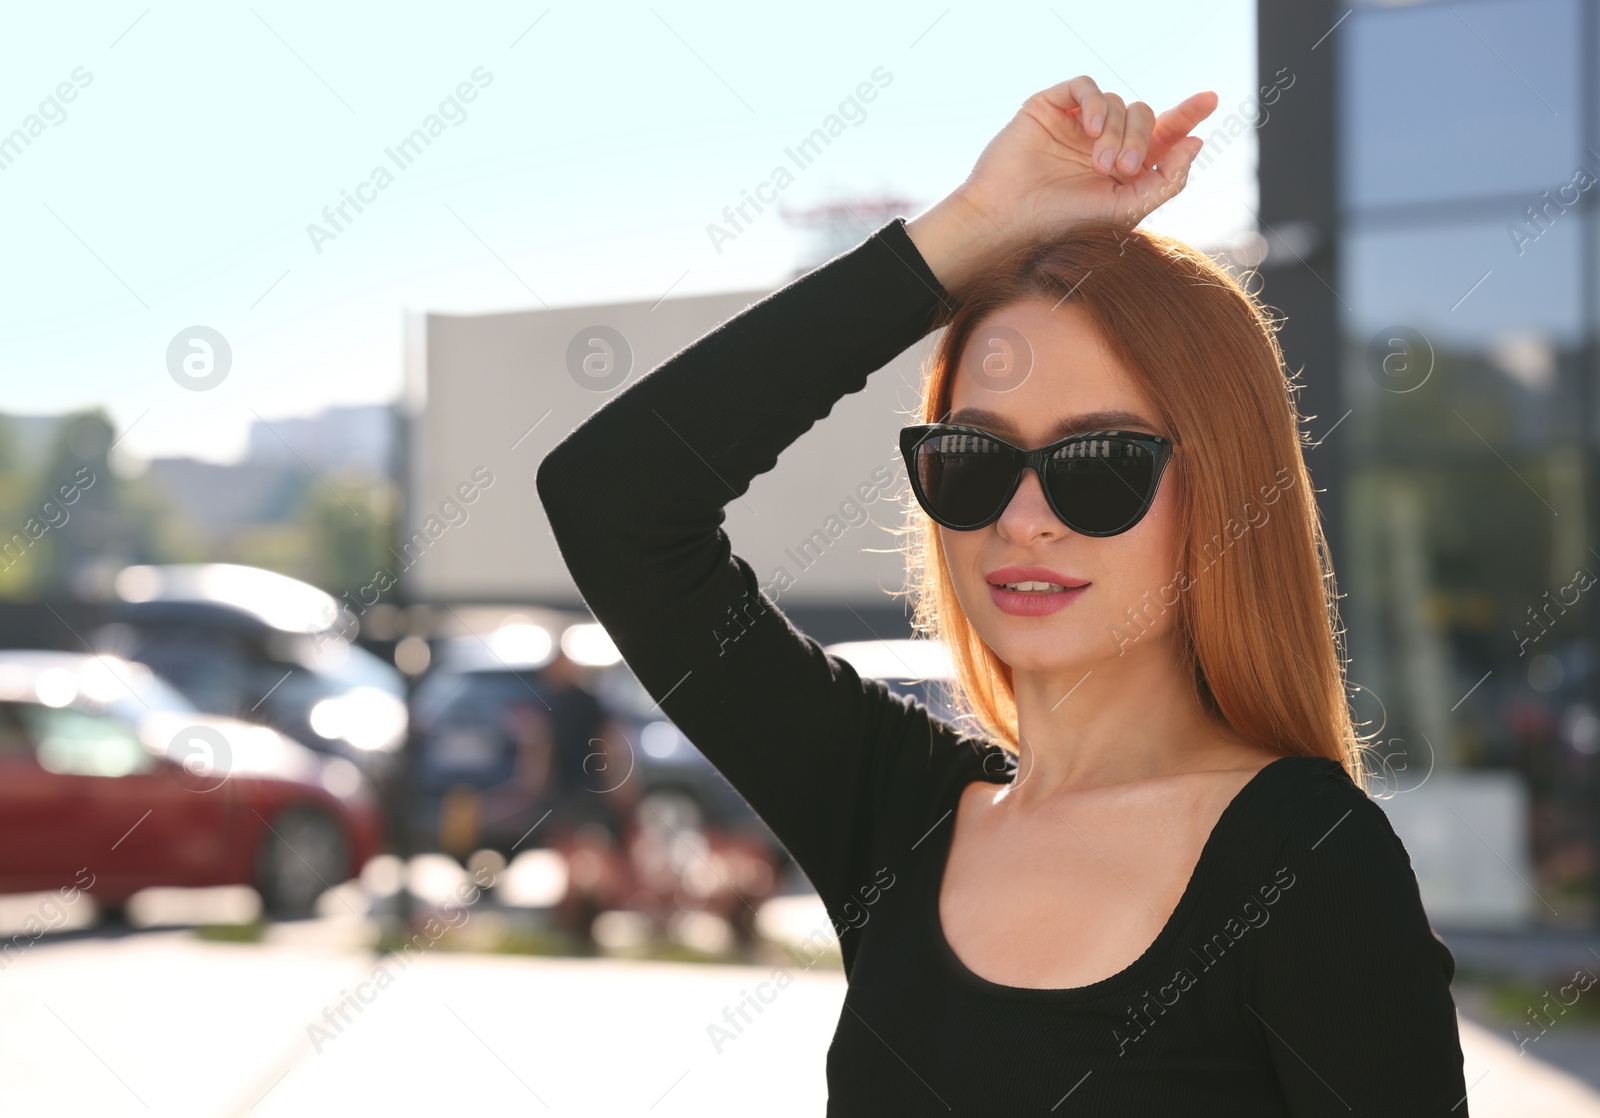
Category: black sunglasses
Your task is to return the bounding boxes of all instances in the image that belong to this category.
[900,423,1178,536]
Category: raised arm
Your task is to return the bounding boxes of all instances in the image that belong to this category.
[535,75,1216,930]
[536,217,961,924]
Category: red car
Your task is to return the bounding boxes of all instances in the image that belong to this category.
[0,651,383,918]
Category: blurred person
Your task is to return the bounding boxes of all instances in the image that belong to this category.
[484,699,558,843]
[436,698,554,860]
[536,648,637,947]
[540,647,637,842]
[537,75,1468,1111]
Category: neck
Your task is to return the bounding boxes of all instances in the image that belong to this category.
[1001,632,1252,808]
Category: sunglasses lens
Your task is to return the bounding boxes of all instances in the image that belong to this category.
[913,430,1018,528]
[1043,436,1161,534]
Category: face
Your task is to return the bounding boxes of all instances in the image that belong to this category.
[938,298,1184,675]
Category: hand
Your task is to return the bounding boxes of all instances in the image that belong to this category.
[907,77,1217,295]
[964,76,1216,234]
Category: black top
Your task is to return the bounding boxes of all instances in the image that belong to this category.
[536,217,1469,1115]
[544,681,605,788]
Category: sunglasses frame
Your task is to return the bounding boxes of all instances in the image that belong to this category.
[899,422,1179,536]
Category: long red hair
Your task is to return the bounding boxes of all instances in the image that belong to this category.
[898,219,1368,785]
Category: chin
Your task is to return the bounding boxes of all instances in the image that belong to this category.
[978,622,1100,671]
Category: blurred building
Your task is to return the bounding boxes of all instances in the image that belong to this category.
[244,404,397,478]
[143,460,307,538]
[0,414,70,463]
[402,205,1257,643]
[143,405,398,545]
[404,287,930,641]
[780,197,920,277]
[1262,0,1598,924]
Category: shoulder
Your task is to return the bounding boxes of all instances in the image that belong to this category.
[1236,755,1448,963]
[1277,758,1423,914]
[1213,753,1422,912]
[1237,759,1460,1022]
[1240,753,1396,853]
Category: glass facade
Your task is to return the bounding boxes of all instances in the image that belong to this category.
[1341,0,1583,211]
[1337,0,1599,911]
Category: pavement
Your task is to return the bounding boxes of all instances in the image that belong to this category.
[1,918,1598,1117]
[0,927,845,1116]
[1442,923,1600,1096]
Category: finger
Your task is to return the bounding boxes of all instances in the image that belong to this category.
[1094,92,1126,174]
[1116,100,1156,175]
[1151,91,1219,151]
[1033,74,1108,136]
[1125,134,1203,211]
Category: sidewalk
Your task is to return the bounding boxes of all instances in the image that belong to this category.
[5,881,1598,1116]
[2,917,1596,1116]
[1442,924,1600,1097]
[1458,1018,1600,1116]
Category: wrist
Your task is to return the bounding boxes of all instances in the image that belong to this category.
[905,190,1002,299]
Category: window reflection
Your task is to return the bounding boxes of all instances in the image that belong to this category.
[1340,0,1580,210]
[1338,215,1593,843]
[1324,0,1597,929]
[1341,217,1585,453]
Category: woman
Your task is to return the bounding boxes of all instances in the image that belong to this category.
[538,76,1467,1114]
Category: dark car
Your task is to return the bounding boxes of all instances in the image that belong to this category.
[408,623,777,860]
[0,651,384,918]
[406,621,789,945]
[408,659,567,856]
[94,564,410,797]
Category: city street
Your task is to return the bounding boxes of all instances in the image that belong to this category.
[2,920,1598,1117]
[3,2,1597,1114]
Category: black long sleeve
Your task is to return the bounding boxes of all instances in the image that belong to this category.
[535,217,1469,1115]
[536,217,972,938]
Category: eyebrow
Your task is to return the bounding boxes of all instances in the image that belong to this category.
[944,407,1163,441]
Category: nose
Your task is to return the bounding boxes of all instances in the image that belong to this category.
[995,466,1065,540]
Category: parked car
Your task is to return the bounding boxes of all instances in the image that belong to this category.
[590,649,788,853]
[409,624,778,859]
[408,621,785,947]
[407,652,569,856]
[94,564,409,796]
[0,650,383,918]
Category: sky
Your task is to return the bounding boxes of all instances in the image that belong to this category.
[0,2,1258,465]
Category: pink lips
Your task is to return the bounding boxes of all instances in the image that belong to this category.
[985,566,1089,617]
